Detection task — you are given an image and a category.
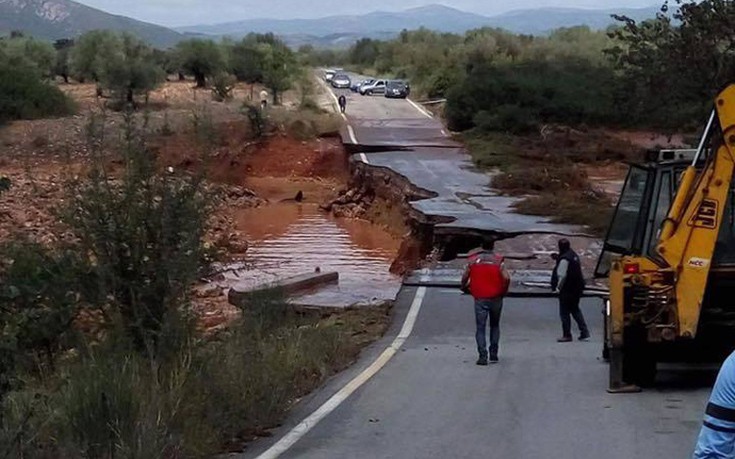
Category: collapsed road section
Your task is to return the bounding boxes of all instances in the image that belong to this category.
[327,83,593,273]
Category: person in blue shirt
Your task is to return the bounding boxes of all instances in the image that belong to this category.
[694,351,735,458]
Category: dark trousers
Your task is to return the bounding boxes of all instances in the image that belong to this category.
[475,298,503,359]
[559,294,589,338]
[339,104,346,113]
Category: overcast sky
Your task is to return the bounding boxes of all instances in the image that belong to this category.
[75,0,658,27]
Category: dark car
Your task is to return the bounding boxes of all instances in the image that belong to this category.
[385,80,409,99]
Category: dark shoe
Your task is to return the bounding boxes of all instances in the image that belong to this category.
[476,357,488,366]
[489,355,499,364]
[578,333,591,341]
[557,336,573,343]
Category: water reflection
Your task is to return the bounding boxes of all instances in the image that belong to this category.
[229,202,402,307]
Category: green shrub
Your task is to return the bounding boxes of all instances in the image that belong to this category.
[242,103,267,138]
[446,58,618,133]
[62,114,209,353]
[474,105,538,134]
[211,72,236,101]
[0,243,91,397]
[300,97,323,113]
[0,62,75,124]
[0,177,10,193]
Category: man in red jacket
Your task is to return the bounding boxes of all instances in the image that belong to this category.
[461,240,511,365]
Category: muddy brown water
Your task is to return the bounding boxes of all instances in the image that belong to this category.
[226,200,402,307]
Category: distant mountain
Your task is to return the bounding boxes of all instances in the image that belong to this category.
[281,32,398,50]
[176,5,494,37]
[485,6,661,35]
[0,0,183,48]
[177,4,661,43]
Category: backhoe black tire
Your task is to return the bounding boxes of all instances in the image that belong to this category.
[602,305,610,361]
[622,328,657,387]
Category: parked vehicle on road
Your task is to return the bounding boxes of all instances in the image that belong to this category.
[359,79,387,96]
[331,74,351,89]
[324,69,336,82]
[385,80,410,99]
[351,78,374,92]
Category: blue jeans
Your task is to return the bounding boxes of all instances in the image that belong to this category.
[475,298,503,359]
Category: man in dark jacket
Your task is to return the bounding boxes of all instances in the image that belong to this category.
[551,239,590,342]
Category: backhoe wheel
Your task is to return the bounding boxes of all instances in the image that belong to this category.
[622,328,657,387]
[608,348,641,393]
[602,303,610,361]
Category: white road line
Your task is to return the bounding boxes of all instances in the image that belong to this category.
[255,286,428,459]
[315,75,341,112]
[347,125,358,144]
[359,153,369,164]
[407,98,434,119]
[315,75,357,146]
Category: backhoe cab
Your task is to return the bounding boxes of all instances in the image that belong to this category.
[599,85,735,392]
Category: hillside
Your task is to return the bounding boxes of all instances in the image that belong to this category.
[485,6,661,35]
[177,4,661,41]
[177,5,495,37]
[0,0,183,48]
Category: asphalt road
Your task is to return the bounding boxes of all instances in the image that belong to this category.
[236,75,714,459]
[327,75,583,237]
[241,291,711,459]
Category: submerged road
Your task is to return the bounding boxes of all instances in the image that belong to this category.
[236,78,713,459]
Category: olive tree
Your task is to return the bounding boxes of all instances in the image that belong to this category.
[98,33,164,105]
[175,39,226,88]
[608,0,735,126]
[0,35,55,77]
[54,38,74,83]
[258,41,297,105]
[70,30,119,83]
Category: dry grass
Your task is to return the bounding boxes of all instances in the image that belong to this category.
[461,128,635,234]
[492,164,590,194]
[269,105,343,140]
[514,190,613,236]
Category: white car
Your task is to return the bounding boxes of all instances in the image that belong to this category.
[324,69,336,82]
[359,79,387,96]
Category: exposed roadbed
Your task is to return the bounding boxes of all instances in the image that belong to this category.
[332,80,587,240]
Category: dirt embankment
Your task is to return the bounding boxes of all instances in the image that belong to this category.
[1,79,423,335]
[320,160,443,275]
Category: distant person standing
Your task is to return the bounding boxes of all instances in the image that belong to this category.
[260,89,269,109]
[461,239,511,365]
[552,238,590,342]
[338,94,347,113]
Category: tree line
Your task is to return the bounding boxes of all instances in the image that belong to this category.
[4,0,734,131]
[317,0,735,134]
[0,30,300,123]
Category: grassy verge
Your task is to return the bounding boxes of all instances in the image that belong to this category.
[515,191,613,236]
[0,112,387,457]
[1,292,392,457]
[269,105,343,140]
[461,130,625,236]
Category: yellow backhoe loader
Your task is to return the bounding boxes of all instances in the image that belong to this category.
[598,84,735,392]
